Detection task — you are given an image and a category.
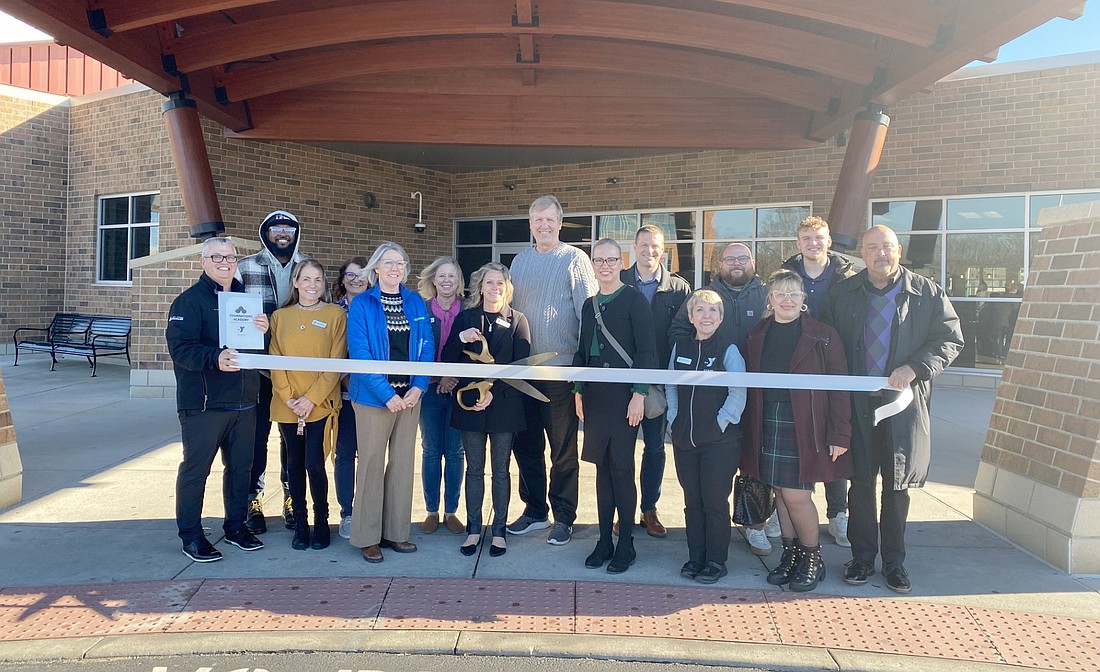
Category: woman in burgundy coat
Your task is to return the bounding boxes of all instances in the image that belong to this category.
[743,269,852,592]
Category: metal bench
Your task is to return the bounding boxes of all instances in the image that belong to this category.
[13,313,131,376]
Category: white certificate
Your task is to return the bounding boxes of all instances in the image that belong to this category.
[218,291,265,350]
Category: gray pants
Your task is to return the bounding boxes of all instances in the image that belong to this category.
[463,431,514,537]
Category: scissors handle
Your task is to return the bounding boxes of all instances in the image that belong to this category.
[456,380,493,410]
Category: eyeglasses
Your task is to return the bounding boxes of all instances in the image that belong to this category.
[721,255,752,265]
[268,225,296,234]
[344,271,364,281]
[204,254,238,263]
[591,257,621,267]
[771,291,804,301]
[380,260,408,270]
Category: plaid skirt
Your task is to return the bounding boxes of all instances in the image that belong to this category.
[759,401,814,491]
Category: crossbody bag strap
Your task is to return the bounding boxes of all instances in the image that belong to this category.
[591,296,633,367]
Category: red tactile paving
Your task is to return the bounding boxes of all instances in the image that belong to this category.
[0,581,199,641]
[375,578,574,633]
[766,592,1004,663]
[576,583,780,643]
[969,607,1100,672]
[170,578,390,632]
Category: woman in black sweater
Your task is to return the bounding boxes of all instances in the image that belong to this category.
[574,238,658,574]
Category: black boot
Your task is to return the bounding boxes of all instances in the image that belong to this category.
[767,537,802,586]
[789,543,825,592]
[311,512,330,550]
[291,512,311,550]
[606,537,636,574]
[585,538,615,569]
[282,484,295,529]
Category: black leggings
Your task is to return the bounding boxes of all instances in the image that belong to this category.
[279,419,329,521]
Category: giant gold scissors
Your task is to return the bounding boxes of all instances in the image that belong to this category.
[455,333,555,410]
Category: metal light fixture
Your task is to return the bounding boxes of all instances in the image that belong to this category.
[411,191,425,232]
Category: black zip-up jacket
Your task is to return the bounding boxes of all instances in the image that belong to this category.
[166,273,260,412]
[668,275,767,353]
[668,335,742,449]
[620,264,691,369]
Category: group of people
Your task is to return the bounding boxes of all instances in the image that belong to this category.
[167,194,963,594]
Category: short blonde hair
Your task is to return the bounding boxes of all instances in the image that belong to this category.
[765,269,806,316]
[685,289,724,319]
[797,216,830,235]
[417,256,466,300]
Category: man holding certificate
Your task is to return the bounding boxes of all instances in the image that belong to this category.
[166,237,270,563]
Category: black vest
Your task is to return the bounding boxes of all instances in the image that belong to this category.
[670,336,739,449]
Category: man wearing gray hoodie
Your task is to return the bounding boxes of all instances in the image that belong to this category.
[236,210,312,534]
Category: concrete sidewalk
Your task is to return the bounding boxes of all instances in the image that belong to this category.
[0,355,1097,671]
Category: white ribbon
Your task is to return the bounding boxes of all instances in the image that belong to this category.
[237,353,911,425]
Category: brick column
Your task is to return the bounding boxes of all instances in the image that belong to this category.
[974,201,1100,573]
[0,368,23,509]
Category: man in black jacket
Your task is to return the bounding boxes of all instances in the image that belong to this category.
[619,225,691,537]
[780,216,858,548]
[669,242,767,352]
[166,237,269,563]
[822,225,963,594]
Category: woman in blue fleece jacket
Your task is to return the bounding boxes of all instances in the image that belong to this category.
[346,241,435,563]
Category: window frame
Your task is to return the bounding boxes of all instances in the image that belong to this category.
[95,191,160,285]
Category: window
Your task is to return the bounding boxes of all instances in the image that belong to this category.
[97,193,159,283]
[870,189,1098,372]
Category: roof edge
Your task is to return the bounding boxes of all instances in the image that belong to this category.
[944,50,1100,82]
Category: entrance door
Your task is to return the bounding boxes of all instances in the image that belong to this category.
[495,243,531,269]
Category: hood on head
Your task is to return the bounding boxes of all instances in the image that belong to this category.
[259,210,301,258]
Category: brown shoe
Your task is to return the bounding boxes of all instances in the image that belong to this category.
[362,544,383,563]
[380,539,418,553]
[444,514,465,534]
[421,513,439,534]
[641,509,667,538]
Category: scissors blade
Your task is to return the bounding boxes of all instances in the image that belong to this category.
[510,351,558,367]
[503,378,550,402]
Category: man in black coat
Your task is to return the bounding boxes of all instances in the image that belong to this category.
[619,225,691,537]
[780,216,858,548]
[669,241,767,352]
[822,225,963,593]
[166,237,269,563]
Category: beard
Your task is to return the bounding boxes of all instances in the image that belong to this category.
[719,267,754,287]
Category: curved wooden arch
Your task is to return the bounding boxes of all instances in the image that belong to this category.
[162,0,879,84]
[217,37,840,112]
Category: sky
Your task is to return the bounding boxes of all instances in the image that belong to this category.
[1,3,1097,62]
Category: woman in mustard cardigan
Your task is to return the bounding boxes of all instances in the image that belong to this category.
[269,260,347,551]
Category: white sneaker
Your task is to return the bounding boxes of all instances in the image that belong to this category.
[828,512,851,547]
[764,511,782,538]
[746,527,772,556]
[339,515,352,540]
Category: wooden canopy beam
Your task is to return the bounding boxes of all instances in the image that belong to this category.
[217,37,839,113]
[163,0,879,84]
[234,91,819,149]
[86,0,275,33]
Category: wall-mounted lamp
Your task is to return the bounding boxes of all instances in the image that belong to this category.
[503,182,515,190]
[606,177,619,185]
[363,191,377,209]
[411,191,425,232]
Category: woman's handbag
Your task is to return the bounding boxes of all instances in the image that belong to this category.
[732,474,775,526]
[590,297,667,419]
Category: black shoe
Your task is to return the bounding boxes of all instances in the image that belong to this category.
[245,498,267,535]
[843,559,876,585]
[282,495,295,530]
[680,560,705,580]
[767,538,802,586]
[182,538,223,563]
[606,541,636,574]
[694,561,728,584]
[789,544,825,592]
[489,539,507,557]
[291,516,311,550]
[311,519,330,550]
[883,562,912,594]
[224,529,264,551]
[585,542,614,569]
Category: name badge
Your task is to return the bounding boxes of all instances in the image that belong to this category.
[746,310,755,317]
[676,356,692,365]
[311,320,328,329]
[495,317,511,329]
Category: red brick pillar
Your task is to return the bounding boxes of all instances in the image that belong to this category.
[827,109,890,251]
[974,201,1100,572]
[0,368,22,508]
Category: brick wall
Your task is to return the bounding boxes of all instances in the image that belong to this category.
[0,93,67,345]
[981,204,1100,499]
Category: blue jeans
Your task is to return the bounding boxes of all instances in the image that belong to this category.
[638,411,667,513]
[334,401,357,519]
[419,383,464,514]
